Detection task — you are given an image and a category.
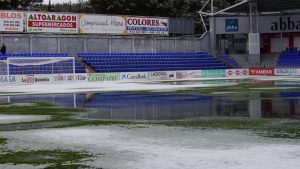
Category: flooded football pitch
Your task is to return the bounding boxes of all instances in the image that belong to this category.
[0,78,300,169]
[1,79,300,120]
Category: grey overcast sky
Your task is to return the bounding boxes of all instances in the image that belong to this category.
[43,0,83,4]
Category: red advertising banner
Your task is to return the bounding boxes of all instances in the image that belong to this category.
[27,12,78,33]
[249,68,275,76]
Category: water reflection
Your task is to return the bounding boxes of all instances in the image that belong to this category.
[1,91,300,120]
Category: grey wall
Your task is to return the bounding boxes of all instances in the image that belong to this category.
[0,34,208,55]
[169,18,194,35]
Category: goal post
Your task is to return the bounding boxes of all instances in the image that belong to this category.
[5,57,76,76]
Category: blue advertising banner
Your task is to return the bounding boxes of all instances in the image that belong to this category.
[225,19,238,32]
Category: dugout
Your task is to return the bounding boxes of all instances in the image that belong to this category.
[199,0,300,66]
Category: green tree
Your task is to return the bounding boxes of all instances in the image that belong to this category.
[0,0,43,10]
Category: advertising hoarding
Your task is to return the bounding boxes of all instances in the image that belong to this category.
[0,75,16,85]
[16,74,54,84]
[126,16,169,35]
[259,15,300,33]
[275,68,300,76]
[225,19,238,32]
[88,73,120,82]
[226,69,249,77]
[120,72,148,81]
[202,69,226,78]
[0,11,24,32]
[80,14,126,34]
[249,68,275,76]
[149,71,176,80]
[27,12,78,33]
[176,70,201,80]
[53,73,87,82]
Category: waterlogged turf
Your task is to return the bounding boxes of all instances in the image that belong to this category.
[0,77,299,168]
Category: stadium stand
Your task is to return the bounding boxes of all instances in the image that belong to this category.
[77,52,228,73]
[218,53,240,68]
[277,48,300,67]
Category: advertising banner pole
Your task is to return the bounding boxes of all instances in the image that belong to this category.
[73,57,76,80]
[7,58,9,84]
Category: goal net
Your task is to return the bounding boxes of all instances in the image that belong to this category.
[0,57,75,75]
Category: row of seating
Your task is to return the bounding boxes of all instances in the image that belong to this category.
[78,52,207,57]
[218,53,240,68]
[79,52,228,72]
[81,56,210,61]
[278,49,300,67]
[284,47,299,53]
[0,52,228,74]
[93,66,227,73]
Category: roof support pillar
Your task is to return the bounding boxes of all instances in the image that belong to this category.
[249,0,259,33]
[248,0,260,67]
[209,0,217,57]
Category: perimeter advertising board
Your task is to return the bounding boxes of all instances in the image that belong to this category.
[126,16,169,35]
[202,69,226,78]
[275,68,300,76]
[0,11,24,32]
[53,73,87,82]
[249,68,275,76]
[120,72,148,81]
[226,69,249,77]
[16,74,54,84]
[176,70,201,80]
[149,71,176,80]
[80,14,126,34]
[27,12,78,33]
[88,73,120,82]
[0,75,16,85]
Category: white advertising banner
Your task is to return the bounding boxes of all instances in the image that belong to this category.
[0,75,17,85]
[275,68,300,76]
[259,14,300,33]
[120,72,149,81]
[80,14,126,34]
[149,71,176,80]
[0,11,24,32]
[176,70,201,80]
[15,74,53,84]
[27,12,78,33]
[126,16,169,35]
[53,73,87,82]
[226,69,249,77]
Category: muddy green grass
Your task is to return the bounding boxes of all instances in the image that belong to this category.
[0,102,83,116]
[0,138,6,145]
[157,119,300,139]
[157,79,300,96]
[0,150,95,168]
